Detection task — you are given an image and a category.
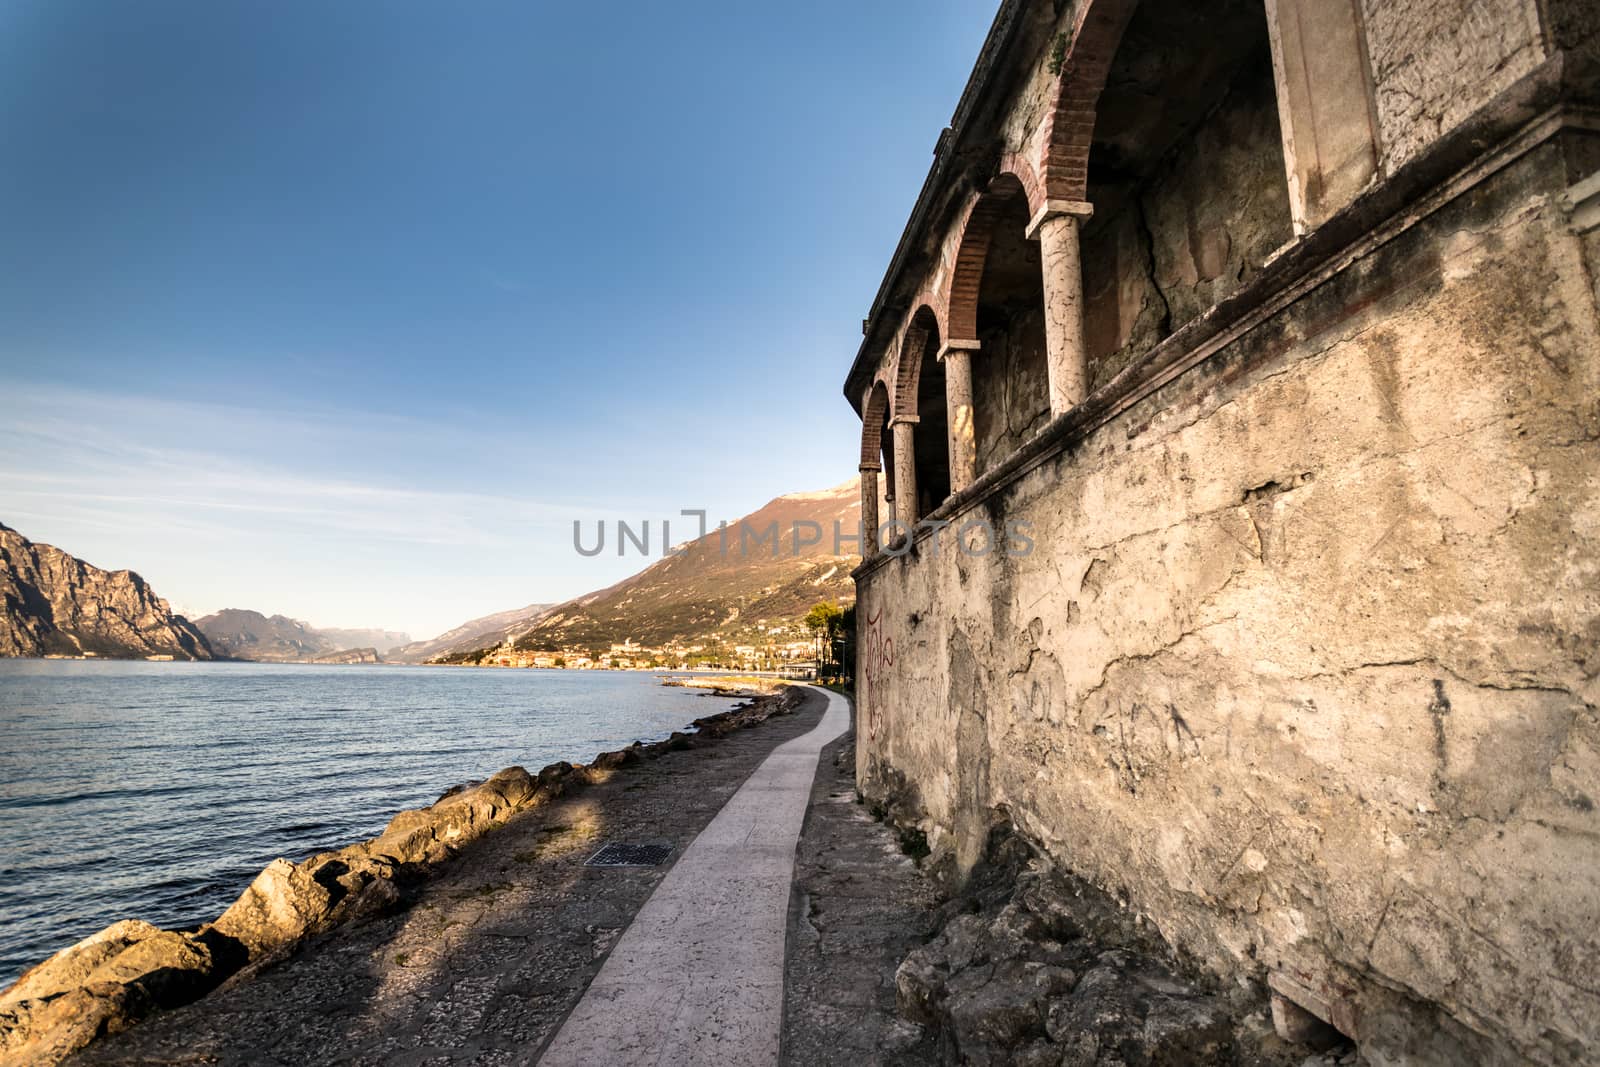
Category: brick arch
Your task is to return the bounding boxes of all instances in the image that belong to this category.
[1041,0,1140,202]
[892,305,942,417]
[859,379,891,470]
[996,153,1045,217]
[944,172,1033,344]
[862,377,896,504]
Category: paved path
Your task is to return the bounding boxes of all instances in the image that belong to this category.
[539,686,851,1066]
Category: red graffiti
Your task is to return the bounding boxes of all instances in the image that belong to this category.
[861,604,895,742]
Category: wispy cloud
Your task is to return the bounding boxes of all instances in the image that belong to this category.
[0,382,648,635]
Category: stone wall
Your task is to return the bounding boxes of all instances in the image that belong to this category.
[1361,0,1547,171]
[856,140,1600,1065]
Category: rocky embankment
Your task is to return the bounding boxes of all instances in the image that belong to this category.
[795,753,1348,1066]
[0,688,803,1067]
[0,522,214,660]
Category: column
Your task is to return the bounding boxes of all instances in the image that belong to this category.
[890,415,918,533]
[1027,200,1094,417]
[938,341,979,493]
[859,466,881,560]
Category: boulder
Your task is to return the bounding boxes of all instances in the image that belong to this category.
[0,923,219,1067]
[892,824,1240,1066]
[208,858,336,960]
[0,920,164,1006]
[1044,951,1233,1065]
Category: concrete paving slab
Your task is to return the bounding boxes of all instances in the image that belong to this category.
[539,686,850,1066]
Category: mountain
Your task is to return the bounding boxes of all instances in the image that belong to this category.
[194,609,338,662]
[451,478,868,662]
[311,647,381,665]
[311,627,411,656]
[0,522,216,660]
[193,610,410,663]
[388,603,555,664]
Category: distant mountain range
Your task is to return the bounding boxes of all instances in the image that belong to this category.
[192,609,410,663]
[449,478,866,662]
[1,476,868,666]
[0,522,216,660]
[386,603,555,664]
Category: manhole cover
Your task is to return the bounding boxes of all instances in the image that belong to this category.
[585,842,674,868]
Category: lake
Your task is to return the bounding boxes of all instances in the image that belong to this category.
[0,660,739,985]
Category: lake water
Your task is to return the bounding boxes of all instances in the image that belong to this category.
[0,660,739,985]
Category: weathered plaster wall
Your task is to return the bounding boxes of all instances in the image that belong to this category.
[857,144,1600,1065]
[1361,0,1547,172]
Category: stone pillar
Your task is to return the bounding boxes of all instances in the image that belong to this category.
[938,341,979,494]
[891,415,919,531]
[1027,200,1095,417]
[859,466,881,560]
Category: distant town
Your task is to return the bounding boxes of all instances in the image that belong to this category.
[456,628,823,675]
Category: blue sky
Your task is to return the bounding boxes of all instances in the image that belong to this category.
[0,0,994,639]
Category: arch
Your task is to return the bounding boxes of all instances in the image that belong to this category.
[945,173,1033,344]
[861,377,896,507]
[996,153,1045,218]
[1040,0,1141,202]
[893,304,943,417]
[859,379,891,471]
[891,306,951,518]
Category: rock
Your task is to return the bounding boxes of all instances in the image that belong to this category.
[208,858,336,961]
[589,746,642,772]
[0,921,163,1005]
[0,922,220,1067]
[890,821,1249,1066]
[946,959,1050,1062]
[896,949,949,1026]
[1045,952,1232,1065]
[537,761,581,794]
[83,930,214,1002]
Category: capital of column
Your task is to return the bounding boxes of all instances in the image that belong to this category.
[1026,199,1095,241]
[889,414,920,428]
[858,461,882,474]
[936,339,981,362]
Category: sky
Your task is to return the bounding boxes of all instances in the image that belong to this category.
[0,0,996,640]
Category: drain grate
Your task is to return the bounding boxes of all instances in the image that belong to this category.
[585,842,674,868]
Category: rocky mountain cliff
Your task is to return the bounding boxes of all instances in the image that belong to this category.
[0,522,216,660]
[388,603,554,664]
[450,478,867,661]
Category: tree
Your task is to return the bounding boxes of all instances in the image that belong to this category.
[804,601,845,681]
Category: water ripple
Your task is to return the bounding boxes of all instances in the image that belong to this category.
[0,662,735,984]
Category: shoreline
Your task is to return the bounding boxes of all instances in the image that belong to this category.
[0,685,804,1067]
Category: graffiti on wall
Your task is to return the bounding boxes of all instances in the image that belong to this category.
[861,603,895,742]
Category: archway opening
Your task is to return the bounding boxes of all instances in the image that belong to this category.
[861,379,894,507]
[969,185,1048,475]
[1078,0,1292,389]
[907,307,949,519]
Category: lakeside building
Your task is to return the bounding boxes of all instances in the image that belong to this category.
[844,0,1599,1062]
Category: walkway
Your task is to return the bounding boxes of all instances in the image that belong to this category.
[539,685,851,1066]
